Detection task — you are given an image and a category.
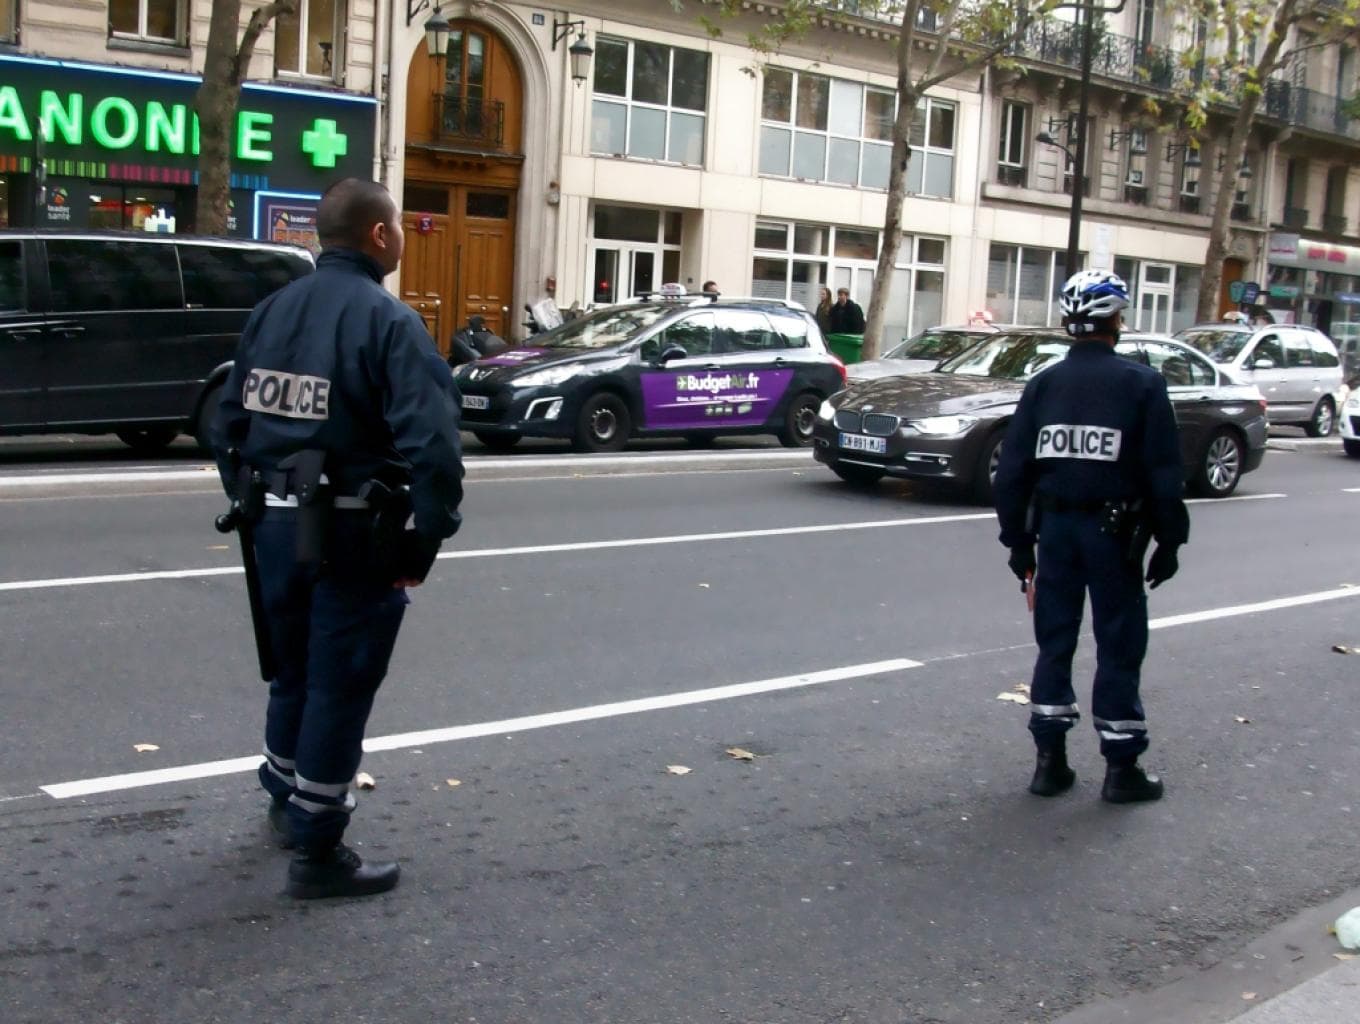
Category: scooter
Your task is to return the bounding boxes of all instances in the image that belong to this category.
[447,315,510,367]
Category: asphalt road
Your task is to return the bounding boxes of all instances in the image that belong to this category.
[2,438,1359,1024]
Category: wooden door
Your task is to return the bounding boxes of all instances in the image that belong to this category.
[460,192,514,336]
[400,211,452,349]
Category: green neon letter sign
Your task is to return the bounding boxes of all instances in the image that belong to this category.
[39,91,82,145]
[146,102,189,154]
[0,86,32,143]
[91,96,138,149]
[236,110,273,161]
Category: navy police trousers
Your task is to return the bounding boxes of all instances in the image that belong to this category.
[1028,508,1150,762]
[253,509,408,849]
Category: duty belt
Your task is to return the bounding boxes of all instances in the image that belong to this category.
[1037,494,1114,513]
[264,469,368,509]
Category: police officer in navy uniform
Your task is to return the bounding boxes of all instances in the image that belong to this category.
[213,178,464,898]
[993,270,1188,804]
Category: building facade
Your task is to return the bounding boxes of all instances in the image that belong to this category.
[5,1,1358,354]
[0,0,380,246]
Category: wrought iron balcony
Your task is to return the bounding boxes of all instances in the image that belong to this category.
[1262,81,1360,141]
[1283,206,1310,229]
[432,94,505,149]
[1231,202,1252,222]
[1062,174,1091,198]
[1324,212,1349,234]
[996,164,1027,187]
[1180,194,1201,214]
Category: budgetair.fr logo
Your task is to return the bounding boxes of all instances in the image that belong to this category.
[677,372,760,394]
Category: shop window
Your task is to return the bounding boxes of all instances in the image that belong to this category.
[88,186,179,232]
[276,0,344,80]
[987,243,1067,326]
[591,38,709,166]
[47,240,182,313]
[109,0,186,45]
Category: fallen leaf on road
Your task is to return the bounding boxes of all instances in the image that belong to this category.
[726,747,756,761]
[666,765,692,775]
[355,771,377,790]
[1334,953,1357,961]
[997,692,1030,704]
[1234,716,1251,724]
[1332,645,1354,654]
[1242,992,1256,1001]
[698,583,711,589]
[133,743,159,753]
[207,544,229,551]
[1013,683,1031,695]
[445,778,461,788]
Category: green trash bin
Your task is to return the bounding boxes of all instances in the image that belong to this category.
[826,332,865,365]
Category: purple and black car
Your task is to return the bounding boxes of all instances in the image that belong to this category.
[453,295,847,452]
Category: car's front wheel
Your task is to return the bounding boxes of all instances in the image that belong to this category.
[1305,397,1336,437]
[474,431,521,453]
[832,462,885,487]
[117,425,180,453]
[779,392,819,448]
[573,392,632,453]
[1193,428,1244,497]
[972,429,1006,505]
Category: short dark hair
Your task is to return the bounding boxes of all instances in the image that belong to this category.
[702,280,718,291]
[316,178,396,250]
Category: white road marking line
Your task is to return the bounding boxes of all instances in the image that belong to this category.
[0,469,218,487]
[40,658,920,800]
[1187,492,1285,503]
[0,493,1291,594]
[1344,488,1360,493]
[1150,585,1360,629]
[0,792,42,803]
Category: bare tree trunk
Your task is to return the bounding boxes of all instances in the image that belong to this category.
[194,0,296,235]
[1195,0,1296,323]
[861,26,919,361]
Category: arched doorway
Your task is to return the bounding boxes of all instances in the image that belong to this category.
[401,21,523,350]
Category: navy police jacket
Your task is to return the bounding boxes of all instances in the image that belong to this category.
[213,248,464,540]
[993,340,1189,550]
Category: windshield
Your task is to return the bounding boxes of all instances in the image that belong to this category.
[884,330,974,361]
[1176,327,1250,362]
[934,333,1071,379]
[536,305,672,350]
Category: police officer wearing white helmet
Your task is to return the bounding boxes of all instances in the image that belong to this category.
[993,270,1189,804]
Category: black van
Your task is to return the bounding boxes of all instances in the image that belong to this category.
[0,231,314,451]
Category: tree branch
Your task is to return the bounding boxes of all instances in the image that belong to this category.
[232,0,297,85]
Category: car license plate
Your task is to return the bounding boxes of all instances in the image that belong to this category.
[462,394,491,410]
[840,432,886,454]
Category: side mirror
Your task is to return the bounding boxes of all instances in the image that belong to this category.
[658,344,688,364]
[1252,356,1276,370]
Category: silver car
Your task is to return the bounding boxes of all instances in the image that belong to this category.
[846,323,1001,384]
[1175,321,1342,436]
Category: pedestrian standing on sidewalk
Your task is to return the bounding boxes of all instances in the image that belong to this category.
[992,270,1188,804]
[828,287,866,334]
[213,178,464,898]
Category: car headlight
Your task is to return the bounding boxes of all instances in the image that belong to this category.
[908,415,978,436]
[510,364,579,388]
[817,399,836,421]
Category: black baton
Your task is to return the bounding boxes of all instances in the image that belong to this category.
[216,451,277,682]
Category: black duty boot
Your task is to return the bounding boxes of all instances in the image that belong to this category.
[1101,761,1164,804]
[1028,745,1076,797]
[286,843,400,900]
[267,799,295,850]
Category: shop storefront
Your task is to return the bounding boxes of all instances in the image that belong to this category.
[1265,232,1360,343]
[0,53,375,248]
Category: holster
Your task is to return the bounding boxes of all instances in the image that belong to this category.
[274,449,329,564]
[1099,498,1153,568]
[358,479,439,584]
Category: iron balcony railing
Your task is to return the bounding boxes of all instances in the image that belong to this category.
[432,94,505,149]
[1324,212,1349,234]
[1283,206,1310,229]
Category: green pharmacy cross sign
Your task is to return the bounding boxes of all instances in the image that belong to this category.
[0,54,374,189]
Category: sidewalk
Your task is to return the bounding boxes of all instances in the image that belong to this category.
[1227,957,1360,1023]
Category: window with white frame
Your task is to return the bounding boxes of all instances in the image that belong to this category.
[1122,127,1150,204]
[591,38,709,166]
[276,0,344,79]
[759,68,895,189]
[1062,114,1096,197]
[1234,152,1256,218]
[906,97,956,198]
[986,244,1069,326]
[751,220,947,341]
[109,0,184,44]
[997,101,1028,187]
[1178,148,1201,213]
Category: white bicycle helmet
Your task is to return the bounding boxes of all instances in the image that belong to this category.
[1059,270,1129,335]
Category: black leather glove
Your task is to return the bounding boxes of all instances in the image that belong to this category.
[1145,544,1179,589]
[1008,544,1036,582]
[394,529,441,584]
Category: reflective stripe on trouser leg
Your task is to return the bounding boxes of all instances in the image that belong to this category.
[259,744,298,802]
[1084,520,1150,762]
[1029,513,1086,749]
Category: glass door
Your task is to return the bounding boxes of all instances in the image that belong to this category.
[1137,262,1173,332]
